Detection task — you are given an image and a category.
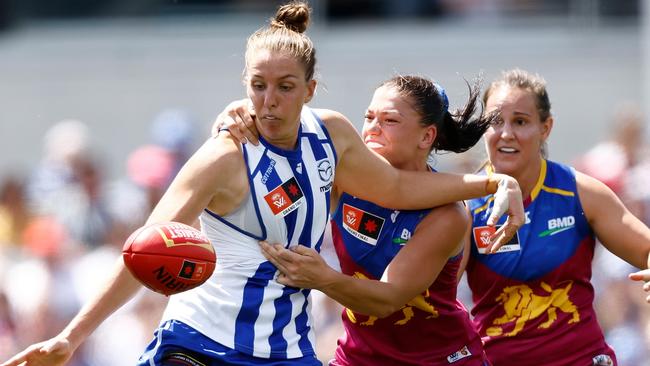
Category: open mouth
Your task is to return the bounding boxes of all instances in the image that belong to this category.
[261,115,279,121]
[498,147,518,154]
[365,140,384,149]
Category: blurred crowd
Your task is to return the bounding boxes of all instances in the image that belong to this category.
[0,108,198,365]
[1,101,650,365]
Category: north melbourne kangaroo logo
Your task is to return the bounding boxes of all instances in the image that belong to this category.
[486,281,580,337]
[345,272,438,326]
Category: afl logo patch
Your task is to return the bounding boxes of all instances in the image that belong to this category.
[472,225,521,254]
[317,159,333,182]
[264,177,305,216]
[342,203,384,245]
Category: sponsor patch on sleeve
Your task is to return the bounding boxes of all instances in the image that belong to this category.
[473,225,520,254]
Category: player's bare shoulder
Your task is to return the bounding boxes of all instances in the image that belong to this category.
[175,134,248,214]
[311,108,359,153]
[312,108,354,131]
[183,135,244,185]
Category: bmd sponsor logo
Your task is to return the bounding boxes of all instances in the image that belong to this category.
[392,228,411,245]
[539,215,575,237]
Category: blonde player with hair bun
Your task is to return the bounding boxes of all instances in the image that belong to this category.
[2,3,523,366]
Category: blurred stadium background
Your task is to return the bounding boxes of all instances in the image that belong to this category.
[0,0,649,365]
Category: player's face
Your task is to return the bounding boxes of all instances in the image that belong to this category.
[362,85,434,170]
[484,86,552,179]
[245,49,316,149]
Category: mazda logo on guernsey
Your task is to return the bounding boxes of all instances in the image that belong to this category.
[317,159,333,182]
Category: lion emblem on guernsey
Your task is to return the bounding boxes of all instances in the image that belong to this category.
[345,272,438,326]
[486,281,580,337]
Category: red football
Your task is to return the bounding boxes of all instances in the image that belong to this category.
[122,221,216,296]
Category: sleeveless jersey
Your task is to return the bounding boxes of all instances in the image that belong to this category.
[331,189,487,366]
[160,106,337,360]
[466,159,617,366]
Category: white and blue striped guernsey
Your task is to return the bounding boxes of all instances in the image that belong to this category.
[160,106,337,360]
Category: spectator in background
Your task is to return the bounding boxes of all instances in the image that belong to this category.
[1,133,171,366]
[107,108,199,240]
[0,174,31,248]
[27,119,91,207]
[26,119,114,249]
[575,102,645,197]
[55,156,113,249]
[575,102,650,364]
[624,160,650,226]
[106,144,176,238]
[613,105,650,227]
[2,216,86,365]
[150,108,199,180]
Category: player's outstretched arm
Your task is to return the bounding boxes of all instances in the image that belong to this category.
[210,103,524,249]
[321,109,524,249]
[577,172,650,304]
[2,136,244,366]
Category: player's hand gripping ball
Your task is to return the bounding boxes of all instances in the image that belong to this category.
[122,222,216,296]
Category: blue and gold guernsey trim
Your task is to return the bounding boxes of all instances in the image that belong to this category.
[466,161,617,365]
[468,159,591,281]
[330,167,488,365]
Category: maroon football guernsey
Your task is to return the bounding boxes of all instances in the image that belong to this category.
[330,192,489,366]
[466,160,617,366]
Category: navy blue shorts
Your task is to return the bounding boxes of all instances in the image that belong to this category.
[137,320,322,366]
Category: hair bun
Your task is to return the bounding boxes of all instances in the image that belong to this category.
[271,1,311,33]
